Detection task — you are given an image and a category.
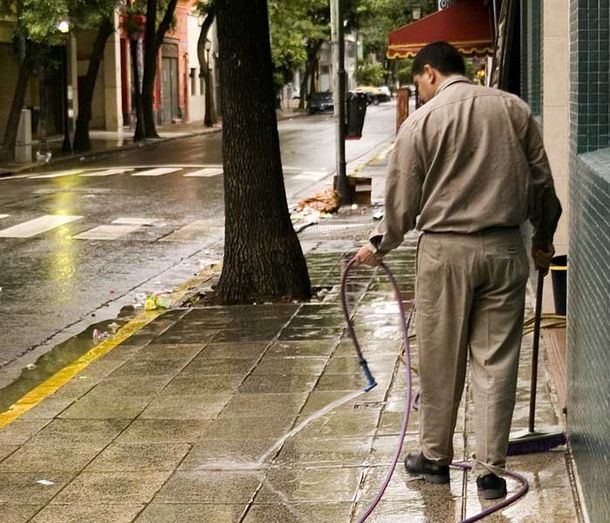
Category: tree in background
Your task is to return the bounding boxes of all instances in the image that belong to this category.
[0,0,67,161]
[195,0,217,127]
[356,61,385,86]
[139,0,178,139]
[215,0,311,303]
[121,4,146,141]
[72,0,120,151]
[355,0,436,85]
[267,0,329,109]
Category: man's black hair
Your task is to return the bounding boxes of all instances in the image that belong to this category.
[411,41,466,77]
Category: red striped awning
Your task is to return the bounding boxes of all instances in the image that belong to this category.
[387,0,494,59]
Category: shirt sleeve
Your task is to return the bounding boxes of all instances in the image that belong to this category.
[523,113,562,244]
[368,126,423,256]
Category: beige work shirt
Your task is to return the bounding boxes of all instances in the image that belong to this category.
[370,75,562,256]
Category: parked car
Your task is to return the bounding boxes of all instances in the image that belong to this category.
[354,86,389,105]
[309,91,334,114]
[378,85,392,100]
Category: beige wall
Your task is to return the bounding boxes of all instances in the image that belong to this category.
[542,0,569,255]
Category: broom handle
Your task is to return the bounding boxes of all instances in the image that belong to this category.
[528,270,544,433]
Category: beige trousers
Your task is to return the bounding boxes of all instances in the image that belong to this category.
[415,229,529,475]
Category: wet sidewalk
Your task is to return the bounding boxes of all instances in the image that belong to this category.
[0,165,579,522]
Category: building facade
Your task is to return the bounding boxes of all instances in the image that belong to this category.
[521,1,610,521]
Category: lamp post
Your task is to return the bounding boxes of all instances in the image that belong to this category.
[57,19,72,153]
[331,0,350,205]
[203,39,215,127]
[412,5,422,20]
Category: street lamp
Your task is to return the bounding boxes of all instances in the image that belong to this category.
[57,18,72,153]
[412,6,422,20]
[204,39,213,127]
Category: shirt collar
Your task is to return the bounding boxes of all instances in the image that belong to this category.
[436,75,472,95]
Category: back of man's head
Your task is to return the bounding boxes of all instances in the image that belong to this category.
[412,41,465,77]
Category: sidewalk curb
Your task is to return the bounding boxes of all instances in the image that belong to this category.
[0,264,220,429]
[0,111,310,178]
[0,128,221,178]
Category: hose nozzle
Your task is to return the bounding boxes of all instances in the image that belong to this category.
[360,359,377,392]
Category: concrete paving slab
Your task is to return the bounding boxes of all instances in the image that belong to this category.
[153,470,261,503]
[0,503,43,523]
[200,342,269,359]
[266,340,337,358]
[256,467,363,503]
[249,356,328,377]
[0,442,103,472]
[51,471,173,504]
[351,498,463,523]
[0,445,18,461]
[139,393,231,420]
[116,420,212,444]
[31,503,145,523]
[238,374,317,394]
[296,410,381,439]
[219,392,309,419]
[158,375,243,395]
[135,343,206,361]
[58,394,150,420]
[135,503,245,522]
[0,472,73,503]
[86,442,191,472]
[275,436,373,466]
[28,419,130,445]
[202,416,296,440]
[20,397,75,420]
[179,438,278,470]
[181,356,257,376]
[358,465,465,502]
[243,502,352,523]
[464,485,577,522]
[0,418,52,445]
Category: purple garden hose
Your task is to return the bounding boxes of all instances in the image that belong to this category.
[341,257,529,522]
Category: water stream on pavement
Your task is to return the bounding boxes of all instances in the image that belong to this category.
[198,389,366,471]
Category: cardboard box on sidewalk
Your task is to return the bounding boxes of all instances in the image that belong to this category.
[334,175,372,205]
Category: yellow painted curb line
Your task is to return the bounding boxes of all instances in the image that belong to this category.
[0,265,220,430]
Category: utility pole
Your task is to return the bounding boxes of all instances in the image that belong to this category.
[331,0,350,204]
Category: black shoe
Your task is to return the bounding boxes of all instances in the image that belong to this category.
[476,473,507,500]
[404,451,450,484]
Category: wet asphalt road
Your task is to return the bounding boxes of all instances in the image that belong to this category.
[0,103,395,372]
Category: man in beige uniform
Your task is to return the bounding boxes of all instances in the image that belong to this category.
[356,42,561,499]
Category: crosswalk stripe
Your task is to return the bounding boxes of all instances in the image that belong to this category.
[131,167,182,177]
[80,168,135,177]
[73,224,142,240]
[0,215,82,238]
[0,214,8,219]
[184,168,223,177]
[111,217,161,226]
[31,170,84,179]
[160,219,222,242]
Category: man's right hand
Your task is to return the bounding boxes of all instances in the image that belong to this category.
[532,240,555,274]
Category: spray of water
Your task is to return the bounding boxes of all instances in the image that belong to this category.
[195,389,366,471]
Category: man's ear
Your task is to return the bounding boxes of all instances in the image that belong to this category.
[422,64,437,85]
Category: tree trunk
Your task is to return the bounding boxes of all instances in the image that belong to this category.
[300,40,322,110]
[73,18,114,152]
[130,38,145,141]
[215,0,311,304]
[309,52,318,96]
[141,0,159,138]
[298,61,308,110]
[140,0,179,138]
[196,7,218,126]
[1,40,38,161]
